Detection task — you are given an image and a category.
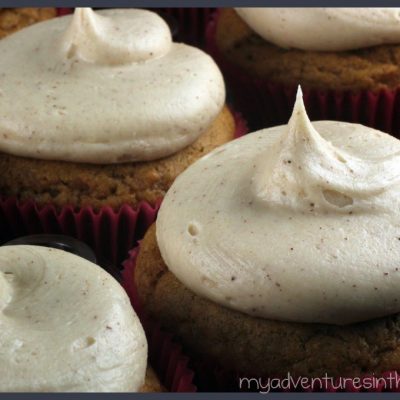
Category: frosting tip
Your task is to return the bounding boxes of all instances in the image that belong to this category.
[288,84,312,133]
[296,85,303,100]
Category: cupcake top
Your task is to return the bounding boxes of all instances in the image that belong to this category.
[157,88,400,326]
[0,8,225,164]
[0,245,147,392]
[235,8,400,51]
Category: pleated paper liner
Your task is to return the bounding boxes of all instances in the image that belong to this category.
[56,8,214,48]
[56,8,72,16]
[154,8,214,47]
[206,9,400,135]
[123,243,400,392]
[0,198,160,271]
[122,247,196,392]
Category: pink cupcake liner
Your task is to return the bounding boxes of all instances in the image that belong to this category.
[206,9,400,135]
[124,244,400,392]
[122,247,196,392]
[56,8,72,17]
[153,8,215,47]
[144,320,196,392]
[0,197,160,270]
[232,109,249,138]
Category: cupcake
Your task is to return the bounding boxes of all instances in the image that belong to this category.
[133,88,400,390]
[207,8,400,134]
[0,8,246,265]
[0,8,56,39]
[0,244,155,392]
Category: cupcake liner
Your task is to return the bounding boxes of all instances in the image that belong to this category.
[0,197,160,270]
[122,247,196,392]
[56,8,72,17]
[145,320,196,392]
[153,8,215,47]
[232,109,249,138]
[124,244,400,392]
[206,10,400,135]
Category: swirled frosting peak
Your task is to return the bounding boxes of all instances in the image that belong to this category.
[252,87,400,213]
[0,245,147,392]
[235,8,400,51]
[157,88,400,325]
[0,8,225,164]
[62,8,171,65]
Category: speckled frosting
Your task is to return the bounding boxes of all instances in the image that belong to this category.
[157,88,400,326]
[0,8,225,164]
[0,245,147,392]
[235,8,400,51]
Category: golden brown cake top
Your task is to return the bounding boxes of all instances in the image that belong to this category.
[236,8,400,51]
[0,8,225,164]
[0,8,56,39]
[0,245,147,391]
[157,88,400,326]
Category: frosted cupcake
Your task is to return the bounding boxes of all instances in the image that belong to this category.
[207,8,400,133]
[0,8,245,265]
[134,88,400,389]
[0,7,241,210]
[0,244,155,392]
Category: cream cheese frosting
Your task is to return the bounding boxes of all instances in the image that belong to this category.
[0,245,147,392]
[157,88,400,326]
[235,8,400,51]
[0,8,225,164]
